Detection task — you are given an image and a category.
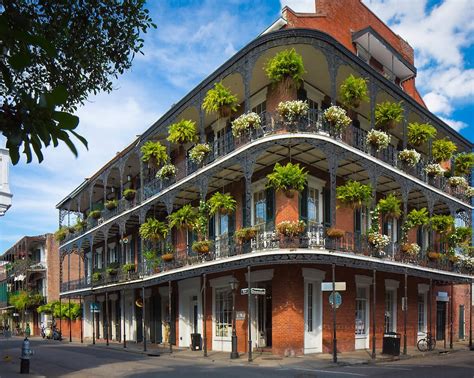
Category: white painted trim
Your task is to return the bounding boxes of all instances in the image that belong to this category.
[302,268,325,281]
[245,269,274,283]
[209,275,235,288]
[307,175,326,189]
[60,133,472,250]
[385,279,399,290]
[418,283,430,294]
[355,275,372,286]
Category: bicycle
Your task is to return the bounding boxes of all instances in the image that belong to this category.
[417,332,436,352]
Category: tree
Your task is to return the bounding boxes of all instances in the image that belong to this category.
[0,1,156,164]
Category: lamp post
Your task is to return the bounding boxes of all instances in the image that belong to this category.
[229,277,239,359]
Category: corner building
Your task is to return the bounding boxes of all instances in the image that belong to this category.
[58,1,473,356]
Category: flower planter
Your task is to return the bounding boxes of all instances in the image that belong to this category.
[162,253,174,262]
[219,105,232,118]
[124,191,136,201]
[279,236,304,249]
[427,252,440,261]
[326,228,345,239]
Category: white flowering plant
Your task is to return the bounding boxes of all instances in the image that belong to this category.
[277,100,309,122]
[401,243,420,257]
[156,163,177,180]
[231,112,261,137]
[189,143,211,164]
[466,187,474,198]
[367,232,391,252]
[457,254,474,272]
[398,149,421,167]
[323,105,352,133]
[366,130,391,152]
[447,176,469,189]
[424,163,445,177]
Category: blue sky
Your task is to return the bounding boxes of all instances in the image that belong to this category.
[0,0,473,252]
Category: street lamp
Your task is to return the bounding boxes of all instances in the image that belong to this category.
[229,276,239,359]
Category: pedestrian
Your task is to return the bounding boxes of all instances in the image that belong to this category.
[25,323,31,338]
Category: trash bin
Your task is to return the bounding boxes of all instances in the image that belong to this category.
[191,333,202,351]
[382,332,401,355]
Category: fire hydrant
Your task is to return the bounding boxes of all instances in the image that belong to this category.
[20,337,33,374]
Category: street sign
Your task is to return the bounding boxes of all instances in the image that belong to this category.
[236,311,246,320]
[329,292,342,309]
[322,282,346,292]
[240,288,266,295]
[90,303,100,313]
[436,296,449,302]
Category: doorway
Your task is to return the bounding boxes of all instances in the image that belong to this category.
[436,301,446,341]
[251,282,272,349]
[304,280,322,353]
[459,305,465,340]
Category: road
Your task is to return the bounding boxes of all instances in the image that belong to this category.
[0,337,473,377]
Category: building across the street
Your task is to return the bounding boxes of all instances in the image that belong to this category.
[57,0,473,356]
[0,234,82,336]
[0,148,12,216]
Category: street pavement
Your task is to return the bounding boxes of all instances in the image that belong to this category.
[0,337,473,377]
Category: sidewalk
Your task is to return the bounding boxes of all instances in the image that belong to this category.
[76,338,472,370]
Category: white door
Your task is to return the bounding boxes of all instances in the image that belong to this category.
[304,280,322,353]
[212,287,232,352]
[355,286,370,349]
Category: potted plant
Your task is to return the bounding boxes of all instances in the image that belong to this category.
[398,149,421,168]
[143,249,161,270]
[427,251,441,261]
[73,218,87,233]
[424,163,445,178]
[156,163,177,180]
[326,228,345,239]
[167,204,197,230]
[265,48,305,91]
[105,199,118,210]
[339,74,369,109]
[276,220,306,237]
[189,143,211,165]
[54,227,69,242]
[140,140,168,168]
[367,232,390,253]
[121,263,135,274]
[235,227,258,243]
[276,100,309,123]
[430,214,454,234]
[467,187,474,198]
[400,243,420,257]
[123,188,136,201]
[336,180,372,209]
[432,138,457,163]
[92,271,102,282]
[407,122,437,147]
[231,112,262,137]
[106,266,118,276]
[139,217,168,241]
[366,129,391,152]
[447,176,469,189]
[454,152,474,176]
[88,209,101,219]
[162,251,174,262]
[167,119,198,145]
[377,193,401,219]
[374,101,403,129]
[323,105,352,135]
[192,240,213,254]
[208,192,236,215]
[266,162,307,198]
[202,81,239,118]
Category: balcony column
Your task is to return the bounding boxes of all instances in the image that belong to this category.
[138,209,147,274]
[103,172,107,204]
[240,154,256,228]
[199,97,206,143]
[402,104,409,149]
[243,59,252,113]
[369,78,377,130]
[427,196,434,251]
[327,155,340,227]
[119,222,126,265]
[104,231,108,276]
[139,158,144,202]
[163,193,176,247]
[327,52,341,104]
[118,162,125,200]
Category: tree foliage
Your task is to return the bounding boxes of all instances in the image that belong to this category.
[37,300,81,320]
[0,1,156,164]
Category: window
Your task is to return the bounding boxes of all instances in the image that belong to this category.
[307,283,313,332]
[385,290,395,333]
[215,288,232,338]
[307,187,320,227]
[253,189,266,227]
[218,213,229,236]
[418,293,427,334]
[355,287,368,335]
[108,243,117,263]
[252,101,266,116]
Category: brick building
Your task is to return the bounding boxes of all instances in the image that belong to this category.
[0,234,82,335]
[57,1,473,356]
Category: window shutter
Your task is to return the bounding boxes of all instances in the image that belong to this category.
[382,220,389,236]
[354,209,362,233]
[265,187,275,230]
[228,212,235,246]
[242,191,247,227]
[416,227,423,248]
[299,185,308,222]
[208,215,215,240]
[323,187,331,227]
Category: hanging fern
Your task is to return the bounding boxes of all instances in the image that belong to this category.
[208,192,236,215]
[377,193,401,219]
[167,204,197,230]
[432,138,457,163]
[265,48,306,84]
[339,74,369,108]
[139,217,168,241]
[140,141,168,166]
[167,119,198,144]
[336,180,372,208]
[202,82,239,116]
[266,162,307,195]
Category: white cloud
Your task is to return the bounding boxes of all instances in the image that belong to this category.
[280,0,315,13]
[423,92,452,115]
[439,117,468,132]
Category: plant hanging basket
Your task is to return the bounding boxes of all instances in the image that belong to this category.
[162,253,174,262]
[105,202,117,210]
[124,191,136,201]
[219,105,232,118]
[284,189,297,198]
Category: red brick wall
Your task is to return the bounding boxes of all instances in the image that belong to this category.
[275,190,299,224]
[59,319,82,340]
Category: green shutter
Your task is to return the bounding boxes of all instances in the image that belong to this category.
[323,187,331,227]
[354,209,361,233]
[299,185,308,222]
[265,187,275,230]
